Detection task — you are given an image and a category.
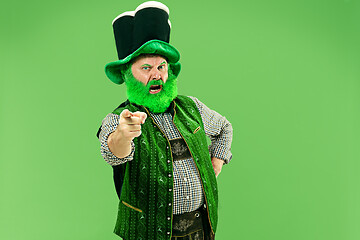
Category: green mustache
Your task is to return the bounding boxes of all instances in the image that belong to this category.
[146,79,164,88]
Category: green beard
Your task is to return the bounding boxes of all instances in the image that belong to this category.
[123,67,178,113]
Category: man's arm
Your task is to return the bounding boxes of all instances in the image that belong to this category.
[188,96,233,176]
[99,113,133,166]
[99,110,147,165]
[108,109,147,158]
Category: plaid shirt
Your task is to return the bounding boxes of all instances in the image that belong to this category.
[99,96,233,214]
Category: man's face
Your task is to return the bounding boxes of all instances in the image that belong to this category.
[131,55,169,94]
[123,54,178,113]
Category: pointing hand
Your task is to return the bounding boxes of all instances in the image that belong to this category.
[115,109,148,141]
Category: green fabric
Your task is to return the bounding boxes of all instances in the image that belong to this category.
[105,40,181,85]
[112,95,218,240]
[122,65,178,113]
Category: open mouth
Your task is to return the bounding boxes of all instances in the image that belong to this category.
[149,85,162,94]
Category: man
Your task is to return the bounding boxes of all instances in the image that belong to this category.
[97,2,233,240]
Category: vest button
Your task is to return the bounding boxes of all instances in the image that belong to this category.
[168,203,172,206]
[167,160,171,163]
[169,188,172,192]
[168,174,171,178]
[167,217,171,220]
[167,232,170,235]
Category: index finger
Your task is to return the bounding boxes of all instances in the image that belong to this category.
[120,109,133,119]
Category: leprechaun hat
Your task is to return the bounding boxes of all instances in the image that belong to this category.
[105,1,181,85]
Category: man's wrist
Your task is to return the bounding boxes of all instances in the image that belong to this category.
[211,156,226,165]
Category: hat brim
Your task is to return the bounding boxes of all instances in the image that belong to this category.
[105,39,181,85]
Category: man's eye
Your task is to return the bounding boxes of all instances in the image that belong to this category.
[158,65,165,70]
[142,67,149,70]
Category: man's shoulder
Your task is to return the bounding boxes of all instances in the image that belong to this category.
[175,95,197,105]
[176,95,203,111]
[175,95,203,116]
[112,100,131,115]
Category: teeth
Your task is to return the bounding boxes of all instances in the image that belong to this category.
[149,85,162,93]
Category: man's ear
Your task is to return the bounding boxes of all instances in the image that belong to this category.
[121,63,133,82]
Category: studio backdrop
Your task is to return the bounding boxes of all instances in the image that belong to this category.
[1,0,359,240]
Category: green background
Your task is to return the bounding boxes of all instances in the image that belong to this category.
[1,0,359,239]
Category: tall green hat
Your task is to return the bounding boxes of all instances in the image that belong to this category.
[105,1,181,85]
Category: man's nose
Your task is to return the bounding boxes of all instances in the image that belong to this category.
[151,69,162,80]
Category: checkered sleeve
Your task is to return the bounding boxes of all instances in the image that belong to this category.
[188,96,233,164]
[98,113,135,166]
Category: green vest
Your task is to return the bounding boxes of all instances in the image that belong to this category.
[112,95,218,240]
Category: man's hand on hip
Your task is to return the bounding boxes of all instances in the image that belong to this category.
[211,157,224,177]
